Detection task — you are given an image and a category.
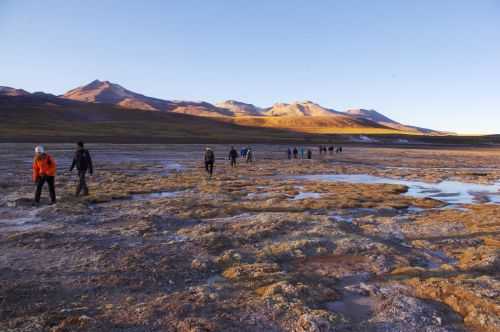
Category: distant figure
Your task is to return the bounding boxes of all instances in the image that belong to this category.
[229,146,238,168]
[240,147,245,157]
[287,148,292,160]
[32,145,57,205]
[323,146,328,154]
[300,147,305,159]
[336,146,343,153]
[204,147,215,177]
[307,149,312,159]
[328,145,334,154]
[246,148,254,163]
[318,145,323,155]
[70,141,94,196]
[293,147,298,159]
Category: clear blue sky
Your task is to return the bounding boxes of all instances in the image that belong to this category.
[1,0,499,133]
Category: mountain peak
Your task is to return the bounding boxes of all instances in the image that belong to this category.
[62,80,232,117]
[63,80,134,104]
[0,86,30,97]
[216,100,263,116]
[346,109,398,124]
[265,101,339,117]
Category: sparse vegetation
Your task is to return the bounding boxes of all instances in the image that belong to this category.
[0,145,498,331]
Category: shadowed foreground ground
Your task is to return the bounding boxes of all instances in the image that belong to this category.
[0,144,498,331]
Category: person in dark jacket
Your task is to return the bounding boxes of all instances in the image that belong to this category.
[307,149,312,159]
[70,141,93,196]
[293,147,298,159]
[204,147,215,177]
[229,146,238,167]
[287,148,292,160]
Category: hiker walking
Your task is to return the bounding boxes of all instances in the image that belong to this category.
[287,148,292,160]
[246,148,254,163]
[293,147,298,159]
[32,145,57,205]
[204,147,215,177]
[300,147,305,159]
[307,149,312,159]
[229,146,238,168]
[69,141,93,196]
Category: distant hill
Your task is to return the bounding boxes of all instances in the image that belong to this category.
[216,100,263,116]
[221,114,399,134]
[0,93,312,143]
[346,109,443,135]
[0,86,30,97]
[63,80,232,117]
[263,101,341,117]
[0,80,453,138]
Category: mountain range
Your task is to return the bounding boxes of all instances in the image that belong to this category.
[1,80,443,136]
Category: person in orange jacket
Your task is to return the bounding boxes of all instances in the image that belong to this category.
[32,145,57,205]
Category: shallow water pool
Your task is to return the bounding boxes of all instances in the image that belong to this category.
[295,174,500,205]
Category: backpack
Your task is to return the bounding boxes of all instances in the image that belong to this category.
[76,150,90,170]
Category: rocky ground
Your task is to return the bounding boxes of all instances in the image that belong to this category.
[0,144,498,332]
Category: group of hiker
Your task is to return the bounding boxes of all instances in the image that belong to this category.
[287,147,313,160]
[318,144,343,155]
[32,143,345,204]
[286,145,343,160]
[32,141,93,205]
[203,146,254,177]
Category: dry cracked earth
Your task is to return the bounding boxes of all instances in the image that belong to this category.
[0,144,499,332]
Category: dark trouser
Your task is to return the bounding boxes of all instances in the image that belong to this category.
[230,158,237,167]
[35,175,56,203]
[76,170,89,196]
[205,161,214,176]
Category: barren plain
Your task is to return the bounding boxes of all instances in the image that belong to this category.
[0,144,498,332]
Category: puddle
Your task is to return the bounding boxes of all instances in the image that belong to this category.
[327,273,377,322]
[422,249,458,269]
[163,162,184,172]
[293,192,322,200]
[207,274,226,288]
[0,208,49,231]
[206,213,253,223]
[326,296,376,321]
[246,192,274,200]
[295,174,500,205]
[89,191,185,208]
[130,191,182,201]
